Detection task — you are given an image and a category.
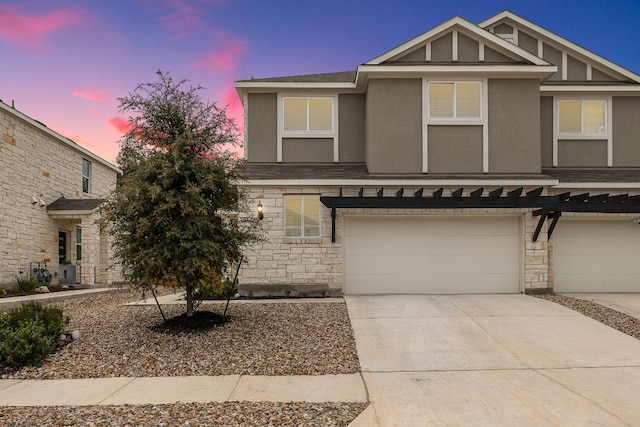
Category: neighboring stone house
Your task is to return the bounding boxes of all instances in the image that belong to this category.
[234,11,640,296]
[0,100,122,286]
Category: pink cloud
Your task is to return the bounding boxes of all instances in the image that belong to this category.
[143,0,227,39]
[72,89,110,103]
[0,4,83,49]
[193,40,249,76]
[108,117,131,134]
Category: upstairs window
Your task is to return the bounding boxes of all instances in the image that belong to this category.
[284,195,321,238]
[429,81,482,119]
[82,159,91,193]
[283,97,333,133]
[558,100,607,135]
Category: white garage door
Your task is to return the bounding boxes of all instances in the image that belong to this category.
[554,220,640,292]
[344,216,521,294]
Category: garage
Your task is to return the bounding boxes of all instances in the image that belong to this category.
[553,219,640,292]
[343,216,521,294]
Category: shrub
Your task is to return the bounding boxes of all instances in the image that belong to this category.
[11,273,39,294]
[0,301,69,367]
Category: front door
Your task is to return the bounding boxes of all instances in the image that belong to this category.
[58,231,68,264]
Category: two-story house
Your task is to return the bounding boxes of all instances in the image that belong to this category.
[0,100,122,287]
[234,11,640,296]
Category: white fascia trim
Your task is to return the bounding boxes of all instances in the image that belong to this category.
[365,16,549,66]
[357,64,557,75]
[553,182,640,189]
[479,11,640,84]
[541,85,640,93]
[0,102,120,172]
[235,82,356,90]
[244,179,559,187]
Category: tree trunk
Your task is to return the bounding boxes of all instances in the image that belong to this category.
[186,286,194,317]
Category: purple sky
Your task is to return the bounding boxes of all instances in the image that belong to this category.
[2,0,639,164]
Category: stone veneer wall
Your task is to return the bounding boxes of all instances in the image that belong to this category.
[239,185,554,294]
[0,106,119,285]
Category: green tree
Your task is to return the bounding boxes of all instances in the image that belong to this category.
[106,70,262,317]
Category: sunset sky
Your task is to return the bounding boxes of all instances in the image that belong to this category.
[2,0,640,164]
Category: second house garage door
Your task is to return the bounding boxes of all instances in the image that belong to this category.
[553,219,640,292]
[343,216,521,294]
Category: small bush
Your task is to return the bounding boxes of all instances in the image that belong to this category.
[11,273,39,294]
[194,277,237,300]
[0,301,69,367]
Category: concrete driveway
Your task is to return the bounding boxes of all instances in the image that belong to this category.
[345,294,640,426]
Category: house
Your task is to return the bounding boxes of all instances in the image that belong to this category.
[0,100,122,287]
[234,11,640,296]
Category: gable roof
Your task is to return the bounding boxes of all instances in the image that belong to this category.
[365,15,550,66]
[0,100,120,173]
[479,10,640,84]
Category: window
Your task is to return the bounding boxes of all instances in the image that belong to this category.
[82,159,91,193]
[283,97,333,133]
[76,227,82,261]
[284,195,321,238]
[429,81,481,119]
[558,100,607,135]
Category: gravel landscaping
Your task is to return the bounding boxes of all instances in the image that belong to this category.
[0,402,368,426]
[534,293,640,340]
[0,289,366,426]
[1,289,360,379]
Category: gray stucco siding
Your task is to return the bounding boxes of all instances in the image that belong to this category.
[518,31,538,55]
[592,68,618,82]
[394,46,426,63]
[567,56,587,81]
[613,97,640,166]
[543,43,563,81]
[247,93,278,162]
[431,33,453,62]
[339,94,366,162]
[540,97,554,167]
[458,33,479,62]
[282,138,333,162]
[557,140,607,167]
[428,125,483,173]
[484,47,515,63]
[494,23,513,34]
[488,79,541,173]
[366,79,423,173]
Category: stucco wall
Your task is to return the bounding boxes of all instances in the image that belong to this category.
[247,93,278,162]
[282,138,333,162]
[0,107,119,285]
[338,94,366,162]
[488,79,541,173]
[613,96,640,166]
[557,140,608,167]
[366,79,423,173]
[427,126,483,173]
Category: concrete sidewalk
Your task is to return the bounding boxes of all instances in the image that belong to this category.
[0,374,367,406]
[564,292,640,319]
[0,287,122,310]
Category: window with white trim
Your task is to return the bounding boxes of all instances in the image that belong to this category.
[75,227,82,261]
[428,81,482,119]
[283,97,333,134]
[284,195,321,238]
[82,158,91,193]
[558,100,607,135]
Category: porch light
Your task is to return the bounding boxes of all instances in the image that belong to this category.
[257,201,264,220]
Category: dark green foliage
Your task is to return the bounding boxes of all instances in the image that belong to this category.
[0,301,69,367]
[104,71,263,317]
